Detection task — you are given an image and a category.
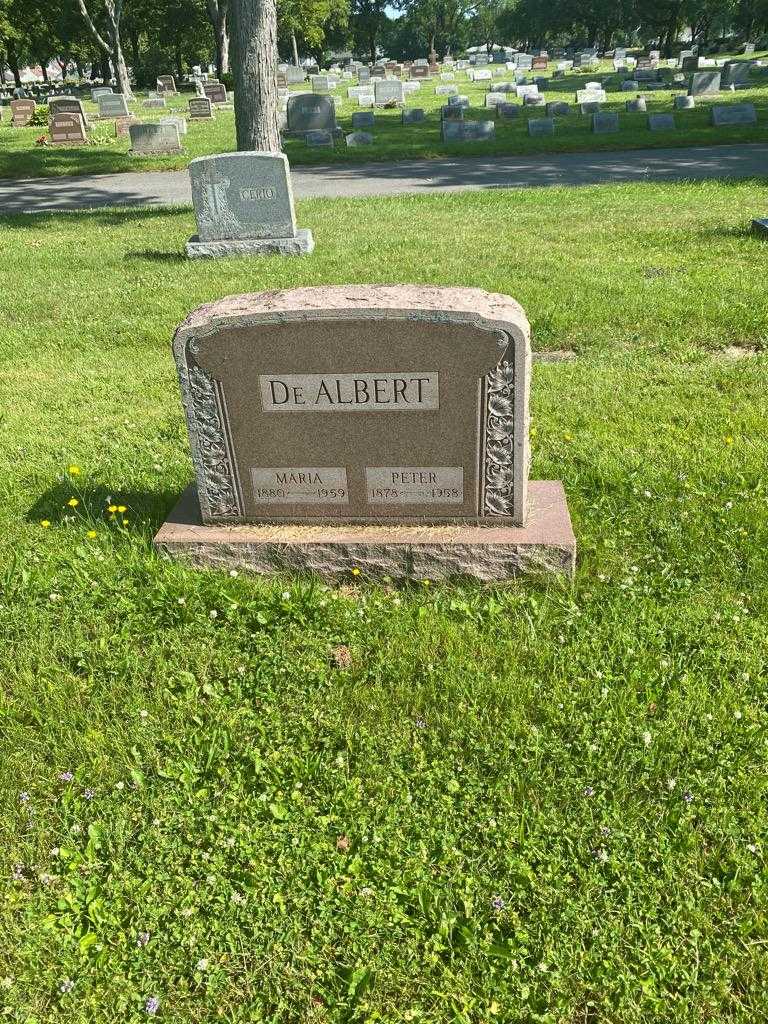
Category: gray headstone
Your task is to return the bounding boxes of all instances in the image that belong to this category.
[287,94,336,134]
[203,82,228,103]
[91,86,113,102]
[441,119,495,142]
[576,88,606,104]
[436,85,458,96]
[186,152,313,258]
[523,94,545,106]
[689,71,721,95]
[648,113,675,130]
[447,95,469,107]
[189,97,214,119]
[159,115,188,136]
[374,80,405,105]
[351,111,374,129]
[710,102,757,126]
[441,104,464,120]
[401,108,425,124]
[305,128,333,146]
[592,111,619,132]
[496,103,520,119]
[143,96,167,109]
[345,131,373,146]
[98,93,130,118]
[546,101,570,116]
[157,75,177,94]
[527,117,554,135]
[675,95,695,109]
[129,122,182,154]
[626,97,647,112]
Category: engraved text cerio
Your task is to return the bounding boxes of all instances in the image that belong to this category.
[240,187,275,200]
[259,372,439,412]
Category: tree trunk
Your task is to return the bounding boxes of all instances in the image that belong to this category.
[218,15,230,75]
[112,36,133,97]
[292,31,300,67]
[8,44,21,87]
[207,0,230,77]
[39,58,49,82]
[230,0,280,152]
[368,31,376,65]
[101,55,111,81]
[128,27,140,75]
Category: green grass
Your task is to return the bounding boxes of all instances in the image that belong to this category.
[2,180,768,1022]
[1,53,767,178]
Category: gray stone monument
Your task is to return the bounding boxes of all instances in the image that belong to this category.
[592,111,619,132]
[528,117,554,135]
[129,122,182,155]
[441,120,495,141]
[155,285,575,580]
[189,97,214,119]
[402,108,425,124]
[186,152,314,258]
[346,131,373,146]
[648,113,675,130]
[710,102,757,125]
[285,94,338,137]
[689,71,721,95]
[374,79,405,105]
[98,93,130,118]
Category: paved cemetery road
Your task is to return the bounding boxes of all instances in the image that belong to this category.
[1,142,767,213]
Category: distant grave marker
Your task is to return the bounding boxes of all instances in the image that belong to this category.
[189,97,214,119]
[129,122,182,154]
[49,111,87,145]
[10,98,35,126]
[186,152,314,258]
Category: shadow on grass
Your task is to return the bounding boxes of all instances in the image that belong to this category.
[0,204,191,230]
[125,248,188,263]
[28,481,186,532]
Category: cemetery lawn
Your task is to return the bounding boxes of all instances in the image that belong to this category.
[2,179,768,1023]
[1,53,768,179]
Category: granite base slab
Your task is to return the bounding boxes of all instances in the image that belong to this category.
[752,218,768,236]
[153,480,576,581]
[186,228,315,258]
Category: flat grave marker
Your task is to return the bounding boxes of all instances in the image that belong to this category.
[129,122,182,154]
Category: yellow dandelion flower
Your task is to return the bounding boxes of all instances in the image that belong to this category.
[564,433,573,442]
[87,530,97,539]
[117,505,127,513]
[40,519,51,528]
[68,465,81,476]
[67,497,79,508]
[122,518,129,525]
[422,579,431,586]
[350,567,361,576]
[108,505,118,513]
[725,436,734,445]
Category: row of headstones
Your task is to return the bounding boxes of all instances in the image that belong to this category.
[43,108,190,151]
